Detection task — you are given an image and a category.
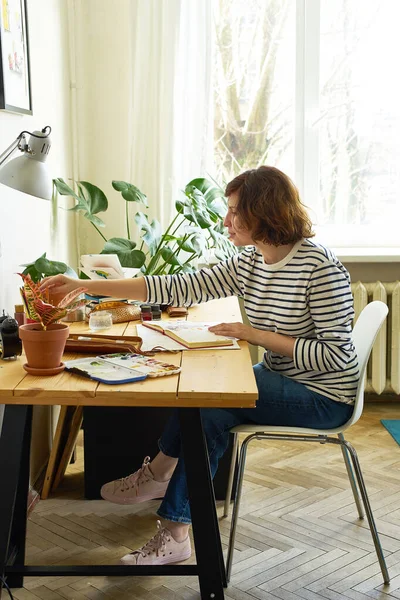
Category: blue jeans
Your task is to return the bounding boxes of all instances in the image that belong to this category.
[157,363,354,524]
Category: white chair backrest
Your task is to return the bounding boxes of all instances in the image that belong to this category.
[345,301,388,427]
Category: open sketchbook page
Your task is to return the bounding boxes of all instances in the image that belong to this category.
[137,323,240,351]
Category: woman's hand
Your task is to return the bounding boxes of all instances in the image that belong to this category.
[40,274,83,296]
[208,322,257,343]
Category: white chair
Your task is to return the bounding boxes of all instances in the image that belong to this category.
[224,301,390,584]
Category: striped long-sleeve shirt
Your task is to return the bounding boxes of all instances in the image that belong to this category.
[145,238,359,404]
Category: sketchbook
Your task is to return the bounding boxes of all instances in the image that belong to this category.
[137,324,240,351]
[142,320,235,349]
[64,353,181,385]
[80,253,125,280]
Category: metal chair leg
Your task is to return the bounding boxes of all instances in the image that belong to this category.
[226,434,256,583]
[342,439,390,584]
[224,433,238,518]
[338,433,364,519]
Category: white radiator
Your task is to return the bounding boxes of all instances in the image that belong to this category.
[352,281,400,395]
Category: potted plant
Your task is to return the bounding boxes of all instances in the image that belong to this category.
[18,273,86,376]
[52,177,237,276]
[20,253,78,306]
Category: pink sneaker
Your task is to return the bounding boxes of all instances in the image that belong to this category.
[100,457,169,505]
[120,520,192,565]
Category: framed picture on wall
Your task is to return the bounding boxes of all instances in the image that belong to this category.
[0,0,32,114]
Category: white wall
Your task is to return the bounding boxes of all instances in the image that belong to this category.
[0,0,77,314]
[71,0,213,257]
[72,0,134,255]
[0,0,76,481]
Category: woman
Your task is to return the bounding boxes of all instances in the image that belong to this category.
[41,166,358,566]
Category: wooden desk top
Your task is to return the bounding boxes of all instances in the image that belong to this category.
[0,297,258,408]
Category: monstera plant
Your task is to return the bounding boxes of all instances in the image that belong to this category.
[53,177,237,276]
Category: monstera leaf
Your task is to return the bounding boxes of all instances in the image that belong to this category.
[135,212,162,255]
[112,181,148,207]
[54,178,108,228]
[101,237,147,268]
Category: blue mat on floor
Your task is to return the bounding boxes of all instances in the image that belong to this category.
[381,420,400,446]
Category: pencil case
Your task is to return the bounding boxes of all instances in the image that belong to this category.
[65,334,154,356]
[85,301,141,324]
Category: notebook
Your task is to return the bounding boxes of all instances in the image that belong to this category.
[142,320,234,349]
[64,353,181,385]
[137,324,240,351]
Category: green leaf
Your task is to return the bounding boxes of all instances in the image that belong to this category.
[112,181,148,207]
[21,264,41,283]
[101,237,147,268]
[175,200,185,214]
[35,256,68,277]
[53,178,79,199]
[185,179,227,223]
[21,252,68,283]
[160,247,182,266]
[185,178,225,203]
[65,180,107,229]
[208,196,227,218]
[180,264,195,273]
[178,238,195,253]
[78,181,108,214]
[194,209,213,228]
[191,234,207,256]
[135,212,162,255]
[86,214,106,228]
[181,201,198,225]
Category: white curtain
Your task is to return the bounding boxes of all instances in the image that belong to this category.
[127,0,213,230]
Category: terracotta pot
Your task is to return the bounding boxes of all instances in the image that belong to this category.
[19,323,70,371]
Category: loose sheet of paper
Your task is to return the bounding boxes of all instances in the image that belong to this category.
[137,323,240,351]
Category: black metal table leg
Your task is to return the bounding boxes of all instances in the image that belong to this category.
[179,408,226,599]
[0,405,32,594]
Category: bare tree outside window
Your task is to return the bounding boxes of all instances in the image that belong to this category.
[213,0,400,245]
[319,0,400,234]
[213,0,295,185]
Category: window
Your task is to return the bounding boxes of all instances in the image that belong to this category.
[213,0,400,248]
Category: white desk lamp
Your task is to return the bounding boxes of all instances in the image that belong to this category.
[0,126,52,200]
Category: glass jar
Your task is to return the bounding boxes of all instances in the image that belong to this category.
[89,311,113,331]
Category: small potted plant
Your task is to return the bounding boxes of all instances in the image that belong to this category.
[18,273,86,376]
[20,252,78,307]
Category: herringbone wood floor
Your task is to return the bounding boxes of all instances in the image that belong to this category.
[14,402,400,600]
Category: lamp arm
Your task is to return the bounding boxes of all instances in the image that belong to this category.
[0,136,23,166]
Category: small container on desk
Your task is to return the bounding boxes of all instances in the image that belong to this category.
[89,310,113,331]
[14,304,26,326]
[150,304,162,320]
[140,304,153,321]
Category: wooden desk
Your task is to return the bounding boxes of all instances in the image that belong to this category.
[0,297,258,599]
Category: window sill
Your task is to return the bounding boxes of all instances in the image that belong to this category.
[333,248,400,263]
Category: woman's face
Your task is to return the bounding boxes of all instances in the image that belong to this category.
[224,192,254,247]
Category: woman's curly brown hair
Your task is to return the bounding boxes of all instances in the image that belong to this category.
[225,166,314,246]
